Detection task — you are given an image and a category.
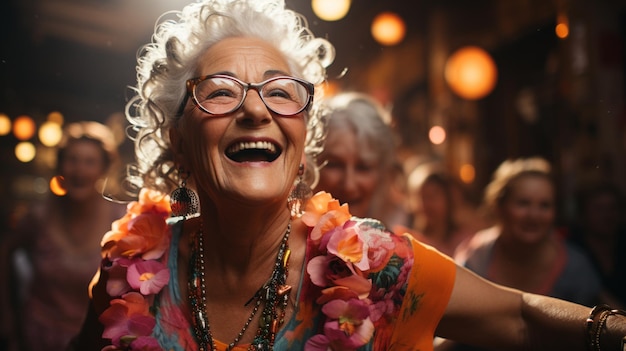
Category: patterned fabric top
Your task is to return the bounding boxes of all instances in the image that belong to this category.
[96,190,456,351]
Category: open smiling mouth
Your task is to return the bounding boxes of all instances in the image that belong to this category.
[226,141,281,162]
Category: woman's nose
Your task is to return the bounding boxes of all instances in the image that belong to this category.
[238,90,272,124]
[341,167,360,196]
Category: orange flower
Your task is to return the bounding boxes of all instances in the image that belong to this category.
[304,192,349,218]
[98,188,172,351]
[303,192,351,242]
[111,213,170,260]
[127,188,171,218]
[102,214,132,246]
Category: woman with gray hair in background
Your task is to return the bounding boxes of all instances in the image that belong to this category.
[313,91,410,229]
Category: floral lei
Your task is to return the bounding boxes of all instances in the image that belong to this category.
[97,189,408,351]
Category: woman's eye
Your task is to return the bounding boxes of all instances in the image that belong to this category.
[356,163,375,173]
[266,88,291,99]
[207,89,236,99]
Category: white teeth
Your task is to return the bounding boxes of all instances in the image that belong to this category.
[227,141,277,154]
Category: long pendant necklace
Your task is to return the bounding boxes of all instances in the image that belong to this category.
[189,221,292,351]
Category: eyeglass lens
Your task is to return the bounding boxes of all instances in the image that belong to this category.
[193,76,310,116]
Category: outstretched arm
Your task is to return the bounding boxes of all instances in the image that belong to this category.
[436,265,626,351]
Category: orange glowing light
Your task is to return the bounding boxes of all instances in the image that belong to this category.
[13,115,36,140]
[459,164,475,184]
[371,12,406,46]
[0,114,11,136]
[555,23,569,39]
[50,175,67,196]
[445,46,498,100]
[47,111,64,125]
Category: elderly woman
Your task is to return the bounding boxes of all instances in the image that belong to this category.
[71,0,626,350]
[313,92,410,229]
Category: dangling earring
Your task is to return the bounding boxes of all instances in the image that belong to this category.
[288,164,312,218]
[170,168,199,218]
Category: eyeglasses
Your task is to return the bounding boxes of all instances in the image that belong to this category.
[183,74,314,117]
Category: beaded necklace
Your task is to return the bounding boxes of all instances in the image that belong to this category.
[188,221,292,351]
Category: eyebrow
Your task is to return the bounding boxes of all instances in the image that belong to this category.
[203,69,292,81]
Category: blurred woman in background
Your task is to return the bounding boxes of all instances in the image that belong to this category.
[456,157,603,305]
[313,91,410,228]
[399,164,481,257]
[0,121,125,351]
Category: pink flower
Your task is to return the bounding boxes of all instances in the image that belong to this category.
[99,292,156,347]
[307,255,372,298]
[127,260,170,295]
[301,193,399,349]
[322,299,374,349]
[326,222,369,271]
[128,336,162,350]
[105,258,134,297]
[369,299,395,322]
[357,225,395,272]
[98,188,172,351]
[305,334,332,351]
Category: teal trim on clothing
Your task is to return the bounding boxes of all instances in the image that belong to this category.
[154,218,186,351]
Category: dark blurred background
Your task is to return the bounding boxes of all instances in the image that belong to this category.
[1,0,625,228]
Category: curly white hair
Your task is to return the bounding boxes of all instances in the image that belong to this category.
[123,0,335,194]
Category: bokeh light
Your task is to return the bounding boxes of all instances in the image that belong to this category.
[15,141,36,162]
[39,121,63,147]
[555,14,569,39]
[459,163,476,184]
[50,175,67,196]
[428,125,446,145]
[34,177,49,194]
[445,46,498,100]
[47,111,64,125]
[371,12,406,46]
[13,115,36,140]
[311,0,351,21]
[0,114,11,136]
